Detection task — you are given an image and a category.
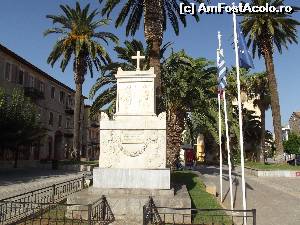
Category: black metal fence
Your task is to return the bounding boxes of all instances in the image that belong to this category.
[143,197,256,225]
[0,176,87,224]
[0,176,85,204]
[0,196,114,225]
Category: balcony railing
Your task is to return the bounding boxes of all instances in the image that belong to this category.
[64,128,74,138]
[23,87,44,100]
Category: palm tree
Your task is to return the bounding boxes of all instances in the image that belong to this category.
[99,0,203,97]
[241,0,300,160]
[44,2,118,159]
[161,52,218,167]
[246,72,271,162]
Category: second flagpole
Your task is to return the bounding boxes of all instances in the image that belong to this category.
[233,8,247,225]
[217,31,233,209]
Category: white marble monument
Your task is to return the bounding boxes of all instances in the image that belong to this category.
[68,52,190,225]
[93,51,170,189]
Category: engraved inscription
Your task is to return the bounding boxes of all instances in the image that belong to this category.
[122,131,144,144]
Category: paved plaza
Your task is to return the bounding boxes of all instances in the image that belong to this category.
[0,168,84,199]
[196,165,300,225]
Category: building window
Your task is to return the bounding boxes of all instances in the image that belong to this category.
[67,94,73,107]
[5,62,11,81]
[39,81,45,93]
[59,91,65,104]
[58,115,62,127]
[18,70,24,85]
[29,75,34,87]
[66,118,71,128]
[51,86,55,99]
[49,112,54,125]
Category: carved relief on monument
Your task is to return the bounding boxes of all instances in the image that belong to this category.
[99,130,122,167]
[99,129,166,168]
[139,84,151,110]
[145,130,165,168]
[119,85,132,112]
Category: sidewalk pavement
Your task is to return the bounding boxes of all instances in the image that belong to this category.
[195,165,300,225]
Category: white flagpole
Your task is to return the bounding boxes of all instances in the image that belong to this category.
[217,32,223,202]
[218,31,233,210]
[233,8,247,224]
[217,91,223,202]
[223,90,234,210]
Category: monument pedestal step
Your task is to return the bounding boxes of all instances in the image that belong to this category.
[67,186,191,225]
[93,168,171,189]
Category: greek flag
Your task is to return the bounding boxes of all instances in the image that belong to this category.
[217,47,227,92]
[236,23,254,69]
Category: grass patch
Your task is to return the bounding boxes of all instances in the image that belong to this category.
[245,162,300,171]
[172,171,231,224]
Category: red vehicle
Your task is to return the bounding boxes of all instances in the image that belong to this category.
[185,148,195,167]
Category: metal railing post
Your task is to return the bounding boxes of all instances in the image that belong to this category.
[52,184,56,202]
[253,209,256,225]
[81,176,85,190]
[142,205,145,225]
[88,204,92,225]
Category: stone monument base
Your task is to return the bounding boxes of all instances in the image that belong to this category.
[93,168,171,189]
[67,186,191,225]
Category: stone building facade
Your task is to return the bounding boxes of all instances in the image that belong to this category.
[289,112,300,135]
[82,106,100,160]
[0,43,95,161]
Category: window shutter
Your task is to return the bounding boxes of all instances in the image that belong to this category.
[24,71,29,87]
[34,78,39,89]
[0,58,4,80]
[11,64,18,83]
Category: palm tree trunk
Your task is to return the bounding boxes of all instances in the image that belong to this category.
[73,81,82,161]
[149,40,161,94]
[166,107,185,169]
[263,49,284,160]
[143,0,163,97]
[259,104,266,163]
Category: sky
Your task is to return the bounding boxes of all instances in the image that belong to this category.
[0,0,299,132]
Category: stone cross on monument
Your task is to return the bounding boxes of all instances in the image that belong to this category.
[131,51,145,70]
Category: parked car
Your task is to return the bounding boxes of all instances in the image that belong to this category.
[287,155,300,166]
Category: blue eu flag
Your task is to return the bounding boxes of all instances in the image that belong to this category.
[236,23,254,69]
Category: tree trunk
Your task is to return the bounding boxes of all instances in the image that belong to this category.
[149,40,162,96]
[73,56,86,161]
[143,0,163,99]
[73,82,82,161]
[166,106,185,169]
[258,104,265,163]
[263,49,284,160]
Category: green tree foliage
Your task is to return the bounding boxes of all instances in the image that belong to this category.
[241,0,300,159]
[44,2,118,159]
[283,133,300,155]
[161,51,218,166]
[0,88,46,167]
[246,72,270,162]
